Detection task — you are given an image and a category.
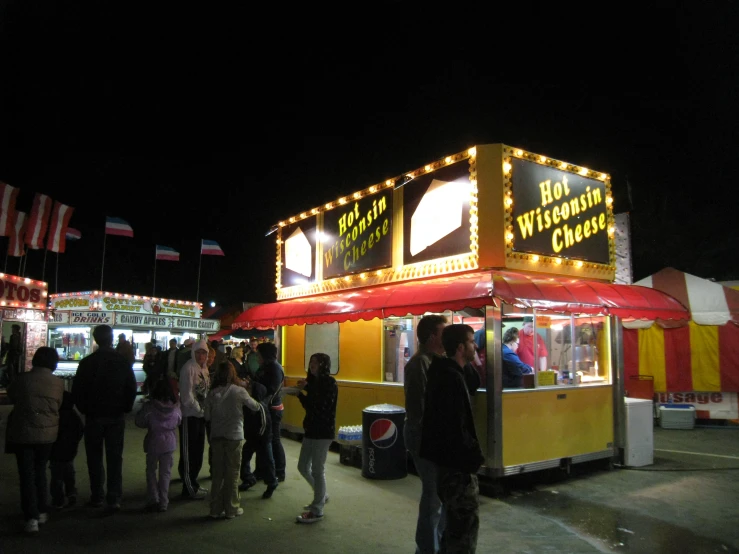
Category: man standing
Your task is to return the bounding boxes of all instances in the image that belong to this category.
[166,338,179,380]
[6,324,23,385]
[178,339,210,499]
[420,324,484,554]
[72,325,137,513]
[403,314,447,554]
[518,316,548,371]
[255,342,286,482]
[115,333,135,368]
[245,337,260,377]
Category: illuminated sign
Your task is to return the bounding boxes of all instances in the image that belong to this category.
[51,293,201,318]
[403,160,472,265]
[70,311,114,325]
[323,190,392,279]
[3,308,47,322]
[280,217,317,288]
[0,274,47,310]
[172,318,220,332]
[511,158,609,264]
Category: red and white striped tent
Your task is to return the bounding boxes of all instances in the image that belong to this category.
[622,267,739,418]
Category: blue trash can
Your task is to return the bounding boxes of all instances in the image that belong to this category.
[361,404,407,480]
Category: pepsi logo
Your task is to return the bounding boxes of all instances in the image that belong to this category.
[369,418,398,449]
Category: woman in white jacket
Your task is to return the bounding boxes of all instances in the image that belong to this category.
[204,360,260,519]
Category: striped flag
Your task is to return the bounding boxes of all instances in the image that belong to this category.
[201,239,225,256]
[46,201,75,253]
[105,216,134,237]
[0,182,20,237]
[155,245,180,261]
[66,227,82,241]
[8,211,27,257]
[25,193,53,249]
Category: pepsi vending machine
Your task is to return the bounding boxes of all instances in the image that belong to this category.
[361,404,407,480]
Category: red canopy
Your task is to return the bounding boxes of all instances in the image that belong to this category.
[232,270,690,329]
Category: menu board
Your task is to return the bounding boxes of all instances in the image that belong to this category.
[24,322,49,372]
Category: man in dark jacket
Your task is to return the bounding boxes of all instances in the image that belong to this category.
[255,342,286,481]
[238,379,277,496]
[420,324,484,554]
[72,324,137,513]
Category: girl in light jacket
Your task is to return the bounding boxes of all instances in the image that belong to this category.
[135,378,182,512]
[204,361,261,519]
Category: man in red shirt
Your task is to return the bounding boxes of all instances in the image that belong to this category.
[517,317,548,372]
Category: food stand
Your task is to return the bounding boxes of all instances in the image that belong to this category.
[232,144,689,477]
[0,273,49,381]
[48,291,220,391]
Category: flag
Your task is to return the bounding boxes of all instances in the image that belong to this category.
[66,227,82,240]
[8,211,27,257]
[0,182,20,237]
[25,193,53,249]
[105,216,134,237]
[201,239,225,256]
[46,201,75,253]
[156,245,180,261]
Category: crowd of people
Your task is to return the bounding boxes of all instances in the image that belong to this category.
[4,325,338,534]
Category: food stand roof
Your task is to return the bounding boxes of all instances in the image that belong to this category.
[232,271,689,329]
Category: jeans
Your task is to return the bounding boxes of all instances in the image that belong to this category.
[297,438,332,516]
[269,409,286,478]
[241,434,277,486]
[409,450,445,554]
[15,443,53,521]
[84,415,126,507]
[437,468,479,554]
[49,460,77,506]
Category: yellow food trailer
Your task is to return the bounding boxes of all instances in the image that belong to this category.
[233,144,689,477]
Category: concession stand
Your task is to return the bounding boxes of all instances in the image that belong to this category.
[232,144,689,477]
[0,273,49,376]
[48,291,220,391]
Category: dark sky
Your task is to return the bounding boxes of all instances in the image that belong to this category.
[1,4,738,308]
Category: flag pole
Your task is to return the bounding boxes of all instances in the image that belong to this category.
[196,240,203,304]
[55,252,59,294]
[153,247,157,297]
[100,224,107,291]
[41,246,48,283]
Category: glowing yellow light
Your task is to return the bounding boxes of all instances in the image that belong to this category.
[353,192,361,199]
[344,276,351,282]
[505,232,514,241]
[339,197,347,205]
[279,222,286,227]
[325,203,332,209]
[445,156,452,164]
[359,273,367,279]
[600,173,608,180]
[555,258,562,265]
[575,261,584,268]
[505,197,513,207]
[385,179,393,186]
[300,213,307,219]
[425,165,432,172]
[503,161,512,174]
[376,270,383,276]
[289,217,295,223]
[369,186,376,193]
[608,226,615,235]
[606,196,613,205]
[539,156,547,163]
[311,208,318,214]
[559,162,567,170]
[406,172,414,179]
[515,149,523,157]
[531,255,540,262]
[579,167,588,175]
[468,147,476,156]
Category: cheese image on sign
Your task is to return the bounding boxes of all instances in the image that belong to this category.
[285,227,312,278]
[410,178,469,256]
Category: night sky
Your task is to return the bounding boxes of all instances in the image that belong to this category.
[1,5,737,308]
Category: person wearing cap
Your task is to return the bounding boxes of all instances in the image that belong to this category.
[178,339,210,500]
[518,316,548,372]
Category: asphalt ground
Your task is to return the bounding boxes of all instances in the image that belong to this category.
[1,401,738,553]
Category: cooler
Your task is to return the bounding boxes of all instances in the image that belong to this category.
[361,404,407,480]
[659,404,696,429]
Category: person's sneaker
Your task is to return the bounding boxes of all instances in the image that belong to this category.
[158,504,168,513]
[296,511,323,524]
[262,483,278,499]
[238,479,257,492]
[225,507,244,519]
[24,519,39,533]
[277,473,286,482]
[86,499,104,508]
[38,513,48,524]
[182,487,208,500]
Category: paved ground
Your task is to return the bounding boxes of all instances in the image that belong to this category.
[1,401,739,553]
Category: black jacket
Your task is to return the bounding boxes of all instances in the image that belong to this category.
[72,346,137,418]
[243,381,271,441]
[50,393,84,462]
[298,374,338,440]
[420,356,484,474]
[255,359,284,408]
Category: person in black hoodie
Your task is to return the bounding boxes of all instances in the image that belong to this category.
[254,342,286,482]
[49,391,84,509]
[288,353,338,524]
[420,324,484,554]
[72,324,137,513]
[238,377,278,498]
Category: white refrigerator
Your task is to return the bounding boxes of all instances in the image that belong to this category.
[624,398,654,467]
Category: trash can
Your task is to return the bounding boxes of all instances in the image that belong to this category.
[361,404,407,480]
